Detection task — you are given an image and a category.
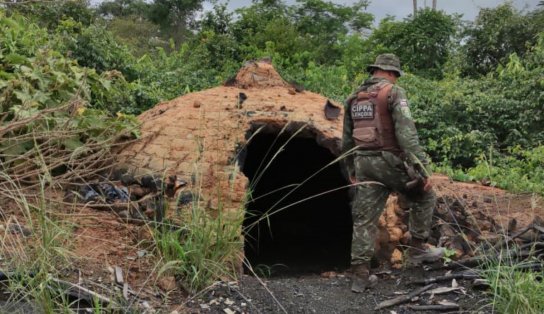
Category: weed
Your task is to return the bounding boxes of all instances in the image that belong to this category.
[153,203,244,293]
[435,145,544,195]
[0,174,84,312]
[479,254,544,314]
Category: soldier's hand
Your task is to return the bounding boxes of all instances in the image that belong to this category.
[350,176,357,184]
[423,177,433,191]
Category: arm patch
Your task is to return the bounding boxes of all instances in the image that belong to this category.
[398,97,411,118]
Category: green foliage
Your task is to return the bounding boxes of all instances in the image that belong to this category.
[54,19,138,79]
[369,8,458,79]
[97,0,151,18]
[5,0,94,29]
[481,260,544,313]
[229,0,372,65]
[462,3,544,77]
[154,208,243,292]
[148,0,204,44]
[0,12,140,158]
[103,16,164,57]
[468,146,544,194]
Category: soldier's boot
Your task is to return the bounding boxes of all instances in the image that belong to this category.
[350,263,372,293]
[405,238,446,266]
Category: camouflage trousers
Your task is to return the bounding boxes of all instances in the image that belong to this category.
[350,151,436,265]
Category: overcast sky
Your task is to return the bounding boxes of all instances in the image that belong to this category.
[202,0,540,23]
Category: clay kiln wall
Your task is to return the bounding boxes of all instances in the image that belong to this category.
[117,85,344,212]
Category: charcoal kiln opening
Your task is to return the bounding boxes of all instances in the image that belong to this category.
[241,128,352,275]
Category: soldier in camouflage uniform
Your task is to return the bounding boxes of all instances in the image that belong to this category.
[342,54,443,292]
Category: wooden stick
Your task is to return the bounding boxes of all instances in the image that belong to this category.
[50,278,117,307]
[374,284,435,310]
[519,242,544,251]
[532,224,544,234]
[407,304,460,311]
[492,224,533,250]
[414,272,479,285]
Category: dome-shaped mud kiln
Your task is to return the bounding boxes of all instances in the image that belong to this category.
[117,60,400,272]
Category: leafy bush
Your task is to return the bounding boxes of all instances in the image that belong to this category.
[0,12,140,180]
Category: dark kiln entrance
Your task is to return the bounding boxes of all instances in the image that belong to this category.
[241,129,352,275]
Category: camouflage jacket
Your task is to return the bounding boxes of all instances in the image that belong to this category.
[342,77,431,178]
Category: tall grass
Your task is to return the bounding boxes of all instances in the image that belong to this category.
[481,260,544,314]
[0,173,79,312]
[153,201,244,293]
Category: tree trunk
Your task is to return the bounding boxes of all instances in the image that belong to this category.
[413,0,417,15]
[432,0,437,10]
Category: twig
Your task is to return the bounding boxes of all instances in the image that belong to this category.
[407,304,460,311]
[49,277,118,307]
[0,104,70,136]
[492,224,534,250]
[374,284,435,310]
[414,272,480,285]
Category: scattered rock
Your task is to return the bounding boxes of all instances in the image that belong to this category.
[368,275,378,288]
[114,266,124,285]
[137,250,147,258]
[224,298,234,306]
[7,223,31,237]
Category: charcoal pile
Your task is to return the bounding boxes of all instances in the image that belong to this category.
[390,193,543,266]
[372,194,544,312]
[64,172,188,224]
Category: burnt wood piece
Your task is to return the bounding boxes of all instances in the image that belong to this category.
[492,224,534,250]
[374,284,435,310]
[414,271,480,285]
[407,304,460,311]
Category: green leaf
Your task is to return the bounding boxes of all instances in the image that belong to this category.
[63,137,84,150]
[13,90,32,103]
[5,53,28,65]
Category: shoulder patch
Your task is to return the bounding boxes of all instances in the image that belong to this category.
[400,106,412,119]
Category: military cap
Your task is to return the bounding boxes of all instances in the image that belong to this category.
[367,53,403,77]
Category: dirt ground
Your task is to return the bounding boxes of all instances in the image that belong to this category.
[185,269,490,314]
[1,175,542,313]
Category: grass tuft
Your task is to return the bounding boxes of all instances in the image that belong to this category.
[153,203,244,293]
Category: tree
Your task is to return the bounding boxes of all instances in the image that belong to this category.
[228,0,372,65]
[148,0,204,44]
[462,3,544,76]
[97,0,162,56]
[291,0,373,63]
[369,8,457,79]
[5,0,94,29]
[97,0,150,18]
